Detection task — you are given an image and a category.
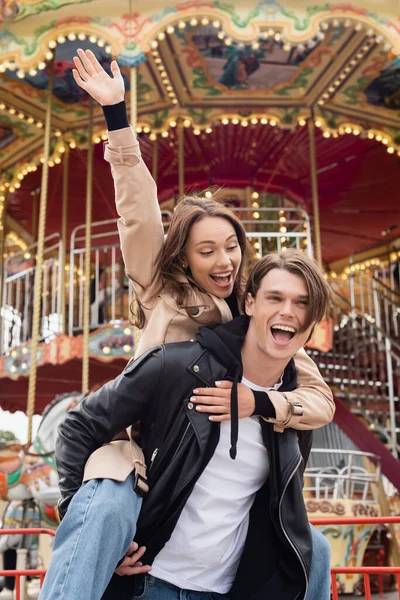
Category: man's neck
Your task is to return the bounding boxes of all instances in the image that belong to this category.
[241,338,288,390]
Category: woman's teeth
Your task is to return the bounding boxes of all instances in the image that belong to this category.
[210,273,231,285]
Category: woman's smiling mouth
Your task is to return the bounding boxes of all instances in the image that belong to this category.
[209,271,233,288]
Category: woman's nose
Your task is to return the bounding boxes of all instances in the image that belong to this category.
[216,251,230,267]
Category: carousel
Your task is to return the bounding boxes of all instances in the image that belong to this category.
[1,0,400,596]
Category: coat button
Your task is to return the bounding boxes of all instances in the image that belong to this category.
[193,365,200,372]
[190,307,200,316]
[187,402,194,410]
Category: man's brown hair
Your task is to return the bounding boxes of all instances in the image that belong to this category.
[244,249,331,332]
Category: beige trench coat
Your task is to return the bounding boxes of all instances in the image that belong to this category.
[84,126,335,484]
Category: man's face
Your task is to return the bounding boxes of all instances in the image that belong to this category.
[245,268,314,362]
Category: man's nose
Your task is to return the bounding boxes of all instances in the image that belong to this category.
[279,300,294,318]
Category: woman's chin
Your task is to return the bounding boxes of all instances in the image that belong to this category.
[208,283,234,299]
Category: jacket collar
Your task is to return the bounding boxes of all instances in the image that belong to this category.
[161,280,236,323]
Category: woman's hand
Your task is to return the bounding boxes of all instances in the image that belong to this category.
[72,48,125,106]
[191,381,255,422]
[115,541,152,577]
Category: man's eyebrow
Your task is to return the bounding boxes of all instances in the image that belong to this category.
[263,290,309,299]
[195,233,238,247]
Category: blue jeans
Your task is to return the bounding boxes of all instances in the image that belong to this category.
[39,475,331,600]
[133,575,229,599]
[306,526,331,600]
[39,474,142,600]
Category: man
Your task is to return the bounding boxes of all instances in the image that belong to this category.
[40,250,332,600]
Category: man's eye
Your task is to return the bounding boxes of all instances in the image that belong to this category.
[268,296,281,302]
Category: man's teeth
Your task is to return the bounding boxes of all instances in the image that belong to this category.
[272,325,296,333]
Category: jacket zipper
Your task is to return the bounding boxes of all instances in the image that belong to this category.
[171,422,191,462]
[148,448,159,473]
[278,454,309,599]
[148,421,191,475]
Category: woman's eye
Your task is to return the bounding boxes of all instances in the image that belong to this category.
[227,245,238,251]
[298,300,308,306]
[200,251,213,256]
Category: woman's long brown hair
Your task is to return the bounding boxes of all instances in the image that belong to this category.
[132,195,253,328]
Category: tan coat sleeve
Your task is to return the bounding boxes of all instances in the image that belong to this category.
[265,348,335,432]
[104,127,164,295]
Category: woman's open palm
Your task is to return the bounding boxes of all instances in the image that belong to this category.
[72,48,125,106]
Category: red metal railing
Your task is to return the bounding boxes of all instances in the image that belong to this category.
[310,517,400,600]
[1,521,400,599]
[0,528,55,600]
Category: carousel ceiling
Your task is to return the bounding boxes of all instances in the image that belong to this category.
[1,0,400,263]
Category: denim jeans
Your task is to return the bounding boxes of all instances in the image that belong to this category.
[133,575,230,600]
[39,475,331,600]
[39,474,142,600]
[306,525,331,600]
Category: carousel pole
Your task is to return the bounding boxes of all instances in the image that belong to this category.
[82,99,94,394]
[308,112,322,268]
[31,187,39,242]
[0,188,9,346]
[178,120,184,198]
[60,145,70,334]
[152,136,159,182]
[26,58,55,447]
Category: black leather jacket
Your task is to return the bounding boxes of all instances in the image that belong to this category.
[56,316,313,600]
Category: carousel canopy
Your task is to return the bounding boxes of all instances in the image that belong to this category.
[1,0,400,264]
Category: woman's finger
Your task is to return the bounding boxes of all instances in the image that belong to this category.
[72,69,87,90]
[215,381,233,389]
[192,395,229,405]
[77,48,96,76]
[209,414,231,423]
[73,57,89,82]
[192,388,228,398]
[110,60,121,79]
[195,405,228,414]
[86,48,104,73]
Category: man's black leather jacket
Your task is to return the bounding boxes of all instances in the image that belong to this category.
[56,316,313,600]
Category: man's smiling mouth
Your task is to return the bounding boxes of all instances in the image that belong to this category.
[270,324,296,344]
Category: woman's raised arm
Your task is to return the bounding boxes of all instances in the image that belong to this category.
[73,49,164,292]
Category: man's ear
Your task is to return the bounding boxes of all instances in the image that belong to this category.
[245,292,255,317]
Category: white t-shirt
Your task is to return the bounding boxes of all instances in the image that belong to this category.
[151,376,281,593]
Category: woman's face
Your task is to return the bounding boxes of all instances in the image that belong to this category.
[184,216,242,298]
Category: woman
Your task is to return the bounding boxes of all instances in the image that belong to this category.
[47,49,333,599]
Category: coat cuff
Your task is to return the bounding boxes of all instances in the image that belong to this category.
[102,101,129,131]
[252,391,276,419]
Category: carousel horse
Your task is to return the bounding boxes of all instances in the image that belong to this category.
[0,391,84,579]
